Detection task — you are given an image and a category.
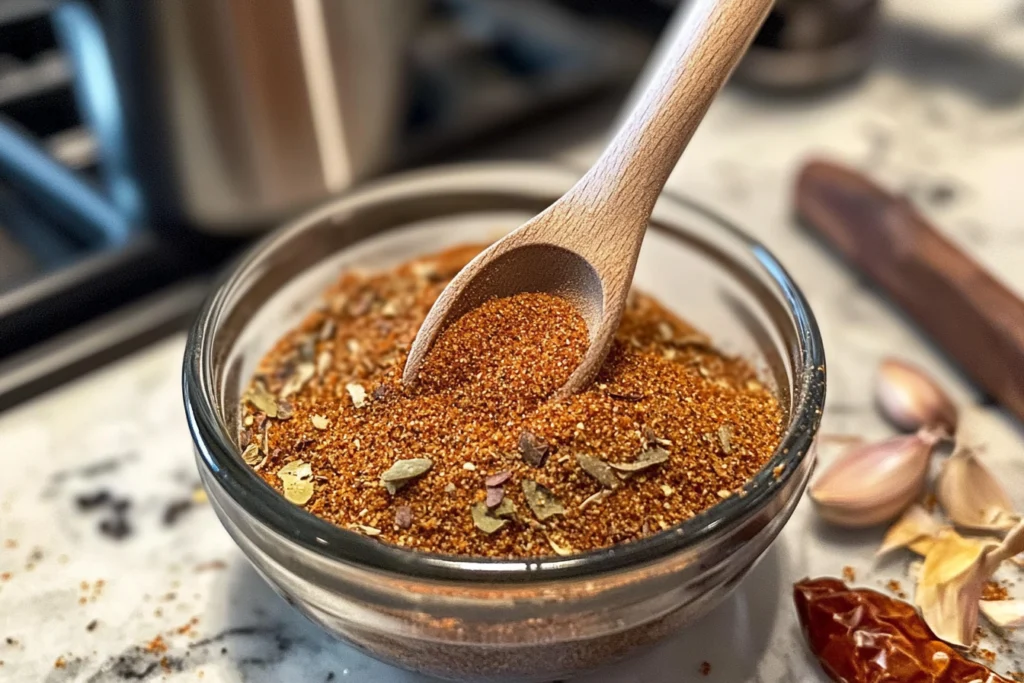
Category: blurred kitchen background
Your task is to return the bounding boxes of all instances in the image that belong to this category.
[0,0,1018,409]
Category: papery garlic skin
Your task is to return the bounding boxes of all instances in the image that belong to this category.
[937,446,1021,533]
[915,521,1024,647]
[877,504,944,557]
[914,530,997,647]
[810,430,942,528]
[980,599,1024,629]
[875,358,957,433]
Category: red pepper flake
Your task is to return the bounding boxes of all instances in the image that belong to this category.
[982,580,1009,602]
[841,566,856,583]
[2,540,16,549]
[699,661,711,676]
[0,572,9,582]
[174,617,200,636]
[484,471,511,487]
[159,656,172,672]
[54,656,67,669]
[885,579,906,599]
[794,577,1013,683]
[145,635,168,654]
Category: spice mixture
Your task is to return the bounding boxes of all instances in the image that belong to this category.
[240,245,784,558]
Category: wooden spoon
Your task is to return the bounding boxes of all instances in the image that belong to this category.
[403,0,772,395]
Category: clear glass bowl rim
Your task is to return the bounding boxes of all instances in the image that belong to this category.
[183,161,826,584]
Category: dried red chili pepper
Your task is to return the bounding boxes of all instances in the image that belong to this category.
[793,577,1011,683]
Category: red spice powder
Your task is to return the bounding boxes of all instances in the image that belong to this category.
[242,245,784,558]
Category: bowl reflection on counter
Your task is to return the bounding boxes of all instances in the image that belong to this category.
[183,163,825,682]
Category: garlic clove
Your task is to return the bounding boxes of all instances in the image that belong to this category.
[915,521,1024,646]
[979,599,1024,629]
[875,358,957,433]
[810,429,942,528]
[936,443,1020,533]
[877,504,945,557]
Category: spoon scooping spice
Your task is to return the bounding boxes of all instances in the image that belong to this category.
[402,0,773,395]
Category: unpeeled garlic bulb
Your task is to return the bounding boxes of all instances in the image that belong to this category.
[810,429,942,528]
[915,521,1024,646]
[936,415,1021,532]
[875,358,957,433]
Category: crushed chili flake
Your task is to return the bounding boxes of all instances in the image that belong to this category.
[842,566,856,582]
[982,580,1010,602]
[242,245,783,558]
[145,635,168,654]
[885,579,907,599]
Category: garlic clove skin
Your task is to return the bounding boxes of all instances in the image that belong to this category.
[915,521,1024,646]
[914,529,997,647]
[936,445,1021,533]
[810,429,942,528]
[875,358,957,433]
[877,504,945,557]
[979,599,1024,629]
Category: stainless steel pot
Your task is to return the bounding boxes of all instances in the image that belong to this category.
[54,0,421,234]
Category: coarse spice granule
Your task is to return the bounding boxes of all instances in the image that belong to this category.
[241,244,784,558]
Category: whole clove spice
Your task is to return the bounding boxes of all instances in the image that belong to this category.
[240,245,783,558]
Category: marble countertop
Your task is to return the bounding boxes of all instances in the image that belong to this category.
[3,1,1024,680]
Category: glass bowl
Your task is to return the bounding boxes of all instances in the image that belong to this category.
[183,162,825,682]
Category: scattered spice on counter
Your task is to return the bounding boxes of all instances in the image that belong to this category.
[145,635,168,654]
[239,245,784,558]
[983,580,1010,602]
[194,560,228,572]
[794,577,1014,683]
[885,579,906,599]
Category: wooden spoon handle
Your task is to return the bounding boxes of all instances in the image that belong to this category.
[796,159,1024,422]
[569,0,772,232]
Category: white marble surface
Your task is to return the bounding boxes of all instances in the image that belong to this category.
[3,0,1024,680]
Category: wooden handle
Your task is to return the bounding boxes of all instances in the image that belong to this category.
[568,0,772,233]
[796,159,1024,422]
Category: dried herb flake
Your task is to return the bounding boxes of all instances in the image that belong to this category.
[522,479,565,521]
[277,460,314,505]
[471,502,507,534]
[246,383,279,417]
[395,505,413,529]
[280,362,315,398]
[576,453,621,489]
[609,445,670,472]
[241,443,263,467]
[485,486,504,508]
[518,430,550,468]
[380,457,432,494]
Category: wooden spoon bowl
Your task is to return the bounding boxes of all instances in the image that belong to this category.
[404,0,773,395]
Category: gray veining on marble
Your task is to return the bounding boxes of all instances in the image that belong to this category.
[2,0,1024,680]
